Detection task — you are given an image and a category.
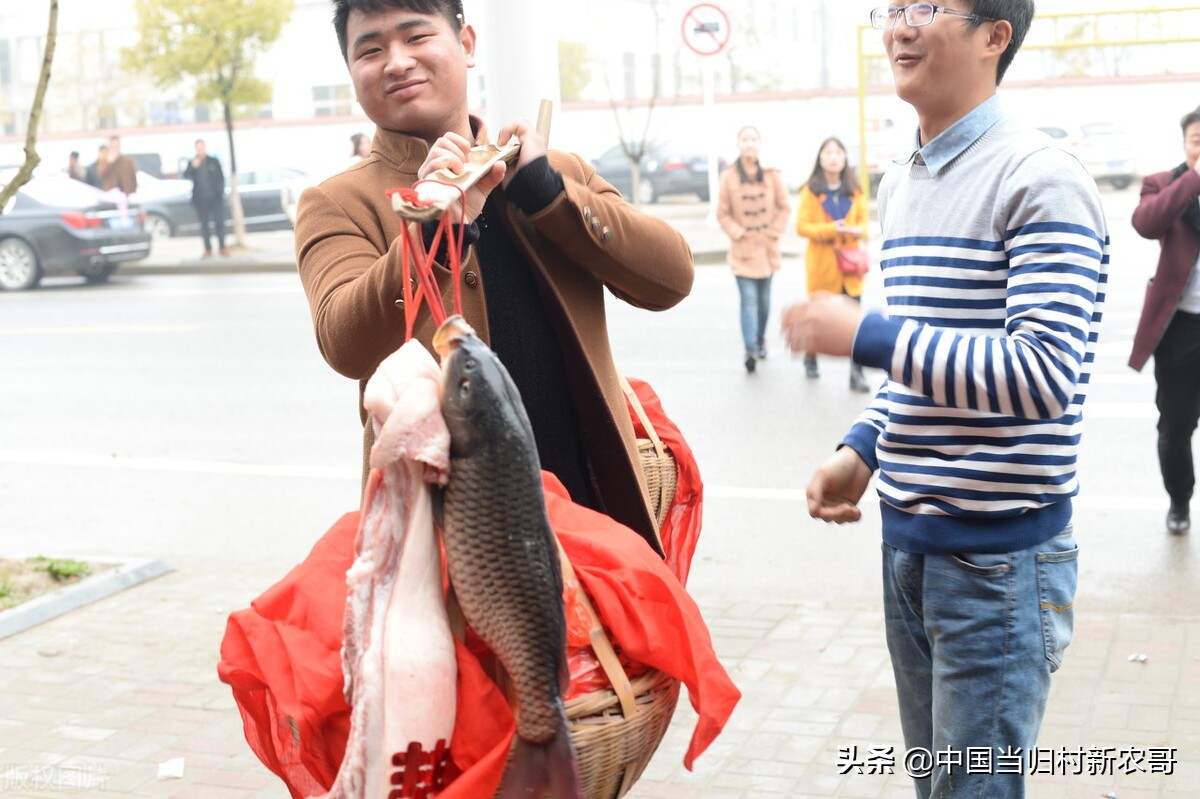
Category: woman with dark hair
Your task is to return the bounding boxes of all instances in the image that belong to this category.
[349,132,371,162]
[716,126,791,373]
[795,136,870,390]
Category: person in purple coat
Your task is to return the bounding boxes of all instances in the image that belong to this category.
[1129,105,1200,535]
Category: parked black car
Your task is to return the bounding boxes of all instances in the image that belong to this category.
[591,143,725,204]
[0,174,151,291]
[135,167,310,239]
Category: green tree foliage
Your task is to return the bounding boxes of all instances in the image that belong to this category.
[558,40,592,103]
[123,0,294,246]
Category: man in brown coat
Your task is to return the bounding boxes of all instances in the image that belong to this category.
[97,136,138,195]
[296,0,694,552]
[1130,105,1200,535]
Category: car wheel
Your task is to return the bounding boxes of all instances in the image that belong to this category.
[144,212,173,240]
[636,179,657,205]
[1110,176,1132,190]
[0,237,41,291]
[79,262,117,284]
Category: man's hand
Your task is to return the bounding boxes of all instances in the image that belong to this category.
[781,292,866,356]
[418,131,506,224]
[495,118,546,189]
[807,446,873,523]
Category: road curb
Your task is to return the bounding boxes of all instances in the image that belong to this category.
[121,250,771,275]
[0,557,174,640]
[123,261,297,276]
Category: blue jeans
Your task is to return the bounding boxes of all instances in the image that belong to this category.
[882,527,1078,798]
[735,275,772,352]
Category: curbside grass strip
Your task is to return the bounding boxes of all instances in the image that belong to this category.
[0,558,173,640]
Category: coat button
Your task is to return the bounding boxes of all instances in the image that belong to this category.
[602,226,612,242]
[583,206,592,223]
[463,271,478,287]
[394,298,404,309]
[591,217,603,233]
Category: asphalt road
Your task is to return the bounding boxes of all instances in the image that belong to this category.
[0,184,1195,621]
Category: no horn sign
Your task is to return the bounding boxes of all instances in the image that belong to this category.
[681,3,731,57]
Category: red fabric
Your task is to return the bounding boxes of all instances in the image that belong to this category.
[624,378,704,586]
[217,385,737,797]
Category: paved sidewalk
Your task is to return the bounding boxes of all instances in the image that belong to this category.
[1,560,1197,798]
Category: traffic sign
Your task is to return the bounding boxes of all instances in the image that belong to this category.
[681,3,731,57]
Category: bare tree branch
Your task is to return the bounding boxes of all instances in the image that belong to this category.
[0,0,59,212]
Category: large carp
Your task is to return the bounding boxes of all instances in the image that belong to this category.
[433,315,584,799]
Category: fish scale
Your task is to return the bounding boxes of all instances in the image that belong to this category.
[442,449,566,744]
[436,316,583,797]
[441,338,571,748]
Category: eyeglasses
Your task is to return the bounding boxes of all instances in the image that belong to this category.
[870,4,994,30]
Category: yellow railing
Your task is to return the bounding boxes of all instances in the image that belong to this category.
[855,6,1200,197]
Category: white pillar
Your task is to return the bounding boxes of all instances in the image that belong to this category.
[471,0,561,140]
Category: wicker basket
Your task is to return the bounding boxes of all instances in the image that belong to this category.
[566,669,680,798]
[624,377,678,531]
[497,545,681,799]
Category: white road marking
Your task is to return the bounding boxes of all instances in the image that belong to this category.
[0,450,354,480]
[0,325,201,335]
[0,451,1166,512]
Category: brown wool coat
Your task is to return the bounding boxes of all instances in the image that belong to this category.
[716,165,790,278]
[295,125,695,549]
[98,155,138,194]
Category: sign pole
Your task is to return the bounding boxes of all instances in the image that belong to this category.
[703,60,719,222]
[680,3,731,223]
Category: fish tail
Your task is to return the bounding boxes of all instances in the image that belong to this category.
[497,712,582,799]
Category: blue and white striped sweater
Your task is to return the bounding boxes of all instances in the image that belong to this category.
[845,116,1109,554]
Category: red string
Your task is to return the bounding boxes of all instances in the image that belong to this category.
[387,183,471,343]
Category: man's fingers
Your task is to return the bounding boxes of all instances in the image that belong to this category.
[811,501,862,524]
[479,162,506,192]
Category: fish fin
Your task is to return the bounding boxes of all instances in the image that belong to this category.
[496,713,582,799]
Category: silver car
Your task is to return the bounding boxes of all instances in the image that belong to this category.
[0,174,151,291]
[1038,123,1138,190]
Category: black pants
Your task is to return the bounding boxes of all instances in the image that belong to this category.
[196,199,226,252]
[1153,310,1200,506]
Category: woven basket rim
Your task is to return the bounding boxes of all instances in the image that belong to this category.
[565,667,678,718]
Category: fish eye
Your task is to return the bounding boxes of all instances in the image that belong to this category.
[458,377,470,396]
[464,358,477,371]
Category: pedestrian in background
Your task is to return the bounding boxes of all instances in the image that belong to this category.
[184,139,229,258]
[794,136,869,390]
[716,125,790,373]
[84,144,107,188]
[97,136,138,195]
[349,131,371,163]
[1129,104,1200,535]
[65,151,86,182]
[785,2,1107,796]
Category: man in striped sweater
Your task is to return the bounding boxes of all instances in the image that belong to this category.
[783,3,1108,797]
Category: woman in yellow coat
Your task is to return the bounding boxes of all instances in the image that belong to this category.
[717,126,791,373]
[795,136,870,391]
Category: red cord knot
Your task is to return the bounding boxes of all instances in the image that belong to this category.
[386,187,435,208]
